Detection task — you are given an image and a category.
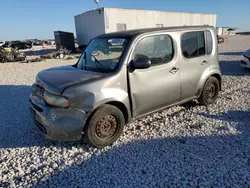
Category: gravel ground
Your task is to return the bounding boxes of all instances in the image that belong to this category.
[1,35,250,187]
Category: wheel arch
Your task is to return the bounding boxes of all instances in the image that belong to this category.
[197,73,222,97]
[210,73,222,91]
[84,100,130,131]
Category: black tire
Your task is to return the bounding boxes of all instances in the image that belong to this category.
[84,105,125,148]
[198,76,220,106]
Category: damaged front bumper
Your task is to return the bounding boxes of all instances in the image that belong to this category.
[29,95,90,141]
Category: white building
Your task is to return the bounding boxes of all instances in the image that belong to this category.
[217,27,238,36]
[75,7,217,46]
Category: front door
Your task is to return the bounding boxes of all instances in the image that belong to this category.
[128,34,180,117]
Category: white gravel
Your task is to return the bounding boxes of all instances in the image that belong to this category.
[1,35,250,187]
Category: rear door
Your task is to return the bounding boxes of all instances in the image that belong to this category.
[180,30,213,100]
[128,33,181,117]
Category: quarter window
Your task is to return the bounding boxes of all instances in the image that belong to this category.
[181,31,206,58]
[205,30,213,55]
[132,35,174,66]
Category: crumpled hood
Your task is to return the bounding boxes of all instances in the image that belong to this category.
[36,66,104,94]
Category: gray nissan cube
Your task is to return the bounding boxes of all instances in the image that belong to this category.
[29,26,222,148]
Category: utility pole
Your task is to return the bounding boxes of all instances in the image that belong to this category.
[94,0,100,9]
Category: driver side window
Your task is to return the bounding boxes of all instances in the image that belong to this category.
[132,35,174,66]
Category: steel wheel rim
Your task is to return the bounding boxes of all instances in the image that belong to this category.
[96,115,118,140]
[205,82,216,100]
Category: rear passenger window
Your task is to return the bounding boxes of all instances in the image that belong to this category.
[181,31,206,58]
[133,35,174,66]
[205,30,213,55]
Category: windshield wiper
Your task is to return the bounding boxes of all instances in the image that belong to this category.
[91,54,105,73]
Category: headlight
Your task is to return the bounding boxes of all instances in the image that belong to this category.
[44,91,70,108]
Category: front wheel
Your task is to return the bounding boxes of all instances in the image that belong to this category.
[83,105,125,148]
[198,76,220,106]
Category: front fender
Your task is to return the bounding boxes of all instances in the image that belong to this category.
[94,88,130,110]
[63,86,130,115]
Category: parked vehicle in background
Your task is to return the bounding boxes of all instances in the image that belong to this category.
[0,46,26,63]
[2,41,11,48]
[45,40,55,45]
[56,46,71,58]
[217,35,224,44]
[240,48,250,68]
[40,46,71,59]
[0,41,5,46]
[0,47,11,62]
[29,26,222,148]
[31,39,42,46]
[11,41,32,50]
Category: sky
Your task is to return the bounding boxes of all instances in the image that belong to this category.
[0,0,249,41]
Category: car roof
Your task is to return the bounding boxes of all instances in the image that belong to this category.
[95,25,214,39]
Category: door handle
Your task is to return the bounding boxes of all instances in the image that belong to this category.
[169,67,179,74]
[201,60,208,66]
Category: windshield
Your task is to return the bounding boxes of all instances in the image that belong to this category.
[77,38,129,73]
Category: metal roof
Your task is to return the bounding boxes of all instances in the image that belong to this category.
[103,7,216,15]
[75,7,216,17]
[95,25,215,39]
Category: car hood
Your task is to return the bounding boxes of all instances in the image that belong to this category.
[36,65,104,94]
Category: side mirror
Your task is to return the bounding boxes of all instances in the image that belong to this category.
[130,55,151,70]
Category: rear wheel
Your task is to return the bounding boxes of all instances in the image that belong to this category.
[198,76,220,106]
[84,105,125,148]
